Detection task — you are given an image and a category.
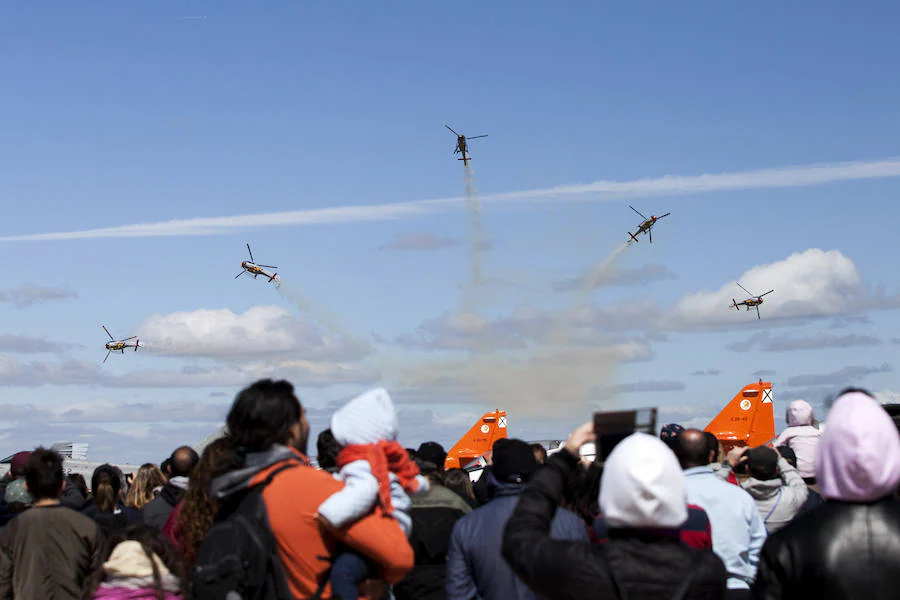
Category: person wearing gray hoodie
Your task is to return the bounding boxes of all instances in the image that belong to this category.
[738,446,808,533]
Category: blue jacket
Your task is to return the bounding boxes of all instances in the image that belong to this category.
[683,466,767,590]
[446,476,588,600]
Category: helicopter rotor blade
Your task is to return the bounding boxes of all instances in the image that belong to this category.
[246,243,255,263]
[629,205,648,220]
[103,350,111,364]
[234,271,245,279]
[256,264,278,269]
[736,282,754,297]
[656,212,671,219]
[102,325,115,341]
[467,135,488,139]
[444,124,459,136]
[122,336,137,341]
[756,305,761,319]
[759,289,775,298]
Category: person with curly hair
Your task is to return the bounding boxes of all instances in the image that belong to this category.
[162,437,234,565]
[125,464,167,511]
[85,524,186,599]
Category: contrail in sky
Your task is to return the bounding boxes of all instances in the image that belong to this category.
[3,157,900,241]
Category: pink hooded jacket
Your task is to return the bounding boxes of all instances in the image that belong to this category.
[774,399,821,479]
[817,391,900,502]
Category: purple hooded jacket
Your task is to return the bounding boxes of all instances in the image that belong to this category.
[817,391,900,502]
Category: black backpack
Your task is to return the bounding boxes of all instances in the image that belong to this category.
[191,459,329,600]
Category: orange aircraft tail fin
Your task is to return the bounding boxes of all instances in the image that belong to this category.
[705,380,775,453]
[443,410,507,470]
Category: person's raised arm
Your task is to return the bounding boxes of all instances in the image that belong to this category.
[501,422,595,597]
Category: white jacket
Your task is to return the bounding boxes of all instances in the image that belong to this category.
[775,400,821,479]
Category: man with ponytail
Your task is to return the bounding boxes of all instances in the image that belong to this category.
[0,447,102,599]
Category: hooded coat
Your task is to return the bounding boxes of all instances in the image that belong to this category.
[773,400,821,479]
[740,457,808,533]
[317,388,428,534]
[502,434,727,600]
[446,473,587,600]
[753,392,900,600]
[208,444,413,599]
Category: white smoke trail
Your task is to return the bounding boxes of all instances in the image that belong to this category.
[460,165,488,318]
[464,165,485,288]
[5,156,899,241]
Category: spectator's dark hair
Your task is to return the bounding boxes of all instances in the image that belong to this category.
[674,429,710,469]
[530,443,548,464]
[66,473,89,499]
[170,446,200,478]
[837,387,874,399]
[443,468,475,505]
[226,379,302,456]
[84,524,186,600]
[405,448,418,462]
[703,432,719,463]
[777,445,798,469]
[316,429,342,471]
[569,460,603,526]
[91,465,122,513]
[23,447,64,501]
[160,458,172,477]
[175,437,233,565]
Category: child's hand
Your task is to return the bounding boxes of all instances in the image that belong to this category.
[314,513,334,530]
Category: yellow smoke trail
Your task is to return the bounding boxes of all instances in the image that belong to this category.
[273,278,353,342]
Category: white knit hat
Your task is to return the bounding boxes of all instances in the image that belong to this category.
[331,387,398,446]
[599,432,688,529]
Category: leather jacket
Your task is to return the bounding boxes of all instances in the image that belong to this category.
[752,497,900,600]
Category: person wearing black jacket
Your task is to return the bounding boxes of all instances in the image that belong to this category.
[141,445,198,530]
[502,422,727,600]
[752,389,900,600]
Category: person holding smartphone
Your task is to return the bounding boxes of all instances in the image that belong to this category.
[502,421,727,599]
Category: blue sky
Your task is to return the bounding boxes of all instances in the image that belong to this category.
[2,2,900,463]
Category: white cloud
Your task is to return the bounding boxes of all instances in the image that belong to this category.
[137,305,371,361]
[875,390,900,405]
[0,284,77,308]
[0,355,378,389]
[393,307,655,357]
[670,249,900,329]
[4,157,900,241]
[691,369,721,376]
[597,380,687,400]
[726,331,882,352]
[0,334,77,354]
[785,363,893,388]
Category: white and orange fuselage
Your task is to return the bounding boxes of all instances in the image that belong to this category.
[241,261,278,282]
[734,297,763,308]
[105,340,138,352]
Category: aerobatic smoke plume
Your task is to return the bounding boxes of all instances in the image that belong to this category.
[464,165,485,290]
[273,278,354,342]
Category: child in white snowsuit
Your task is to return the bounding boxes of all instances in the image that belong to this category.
[316,388,429,599]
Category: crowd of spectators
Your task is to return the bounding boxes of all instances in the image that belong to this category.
[0,381,897,599]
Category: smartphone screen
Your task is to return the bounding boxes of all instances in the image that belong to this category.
[593,407,658,461]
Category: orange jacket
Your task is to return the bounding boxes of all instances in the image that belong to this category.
[253,449,414,598]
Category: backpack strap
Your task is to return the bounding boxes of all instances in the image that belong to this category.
[763,488,783,525]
